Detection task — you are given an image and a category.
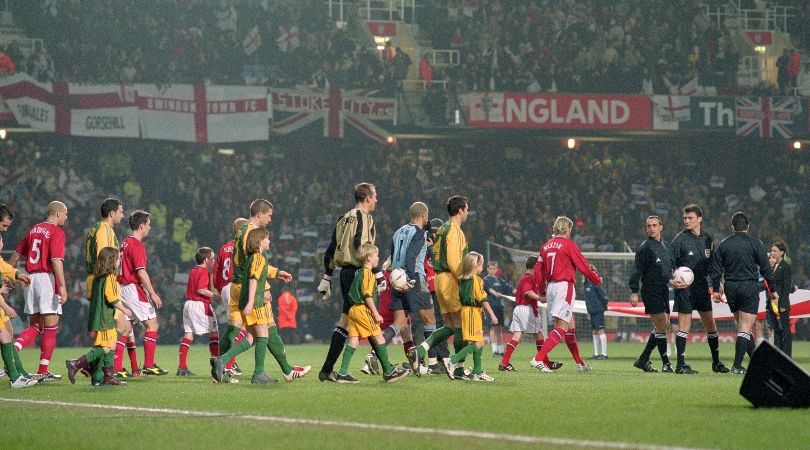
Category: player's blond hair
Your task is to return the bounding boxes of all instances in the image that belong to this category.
[552,216,573,236]
[409,201,428,220]
[460,251,483,280]
[357,242,378,263]
[47,201,67,217]
[233,217,248,235]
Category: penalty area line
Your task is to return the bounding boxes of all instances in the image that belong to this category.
[1,397,704,450]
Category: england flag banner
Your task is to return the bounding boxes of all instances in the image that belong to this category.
[137,84,268,143]
[466,92,652,130]
[271,87,396,142]
[736,96,801,138]
[652,95,690,130]
[0,73,139,137]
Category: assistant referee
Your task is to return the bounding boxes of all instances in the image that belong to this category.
[709,212,776,375]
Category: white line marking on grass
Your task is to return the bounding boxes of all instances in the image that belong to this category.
[1,397,707,450]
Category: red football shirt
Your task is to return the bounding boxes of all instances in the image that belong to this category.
[186,265,211,303]
[15,221,65,274]
[378,271,394,329]
[213,240,234,292]
[535,236,601,295]
[118,236,148,301]
[423,257,436,293]
[515,271,537,306]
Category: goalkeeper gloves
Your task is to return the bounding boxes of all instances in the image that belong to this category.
[375,271,388,294]
[317,274,332,300]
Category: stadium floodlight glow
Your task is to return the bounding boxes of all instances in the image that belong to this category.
[217,148,235,155]
[793,141,802,150]
[566,138,577,149]
[754,45,767,54]
[386,135,397,144]
[0,129,5,140]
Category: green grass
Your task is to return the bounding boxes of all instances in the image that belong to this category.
[2,342,809,449]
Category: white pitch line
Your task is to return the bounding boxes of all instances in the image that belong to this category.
[0,397,708,450]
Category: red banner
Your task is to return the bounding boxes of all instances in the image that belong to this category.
[367,21,397,37]
[467,92,652,129]
[745,31,772,45]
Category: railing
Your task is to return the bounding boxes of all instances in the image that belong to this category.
[425,49,459,67]
[359,0,417,23]
[704,2,793,34]
[738,55,774,87]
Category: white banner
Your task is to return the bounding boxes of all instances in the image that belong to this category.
[0,73,139,137]
[136,84,269,143]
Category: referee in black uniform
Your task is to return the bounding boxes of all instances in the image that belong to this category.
[669,204,728,374]
[629,215,675,372]
[709,212,776,375]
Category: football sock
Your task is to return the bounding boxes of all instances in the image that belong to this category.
[12,348,28,376]
[536,338,551,365]
[321,326,348,374]
[38,325,57,373]
[92,359,104,382]
[126,334,139,372]
[707,331,720,363]
[403,340,414,358]
[370,340,393,376]
[253,337,269,375]
[564,328,584,365]
[734,332,752,368]
[220,334,252,362]
[13,325,41,351]
[535,327,564,363]
[592,335,600,356]
[84,347,106,365]
[656,332,670,365]
[226,329,245,369]
[675,331,688,366]
[473,346,483,374]
[600,333,608,356]
[103,350,114,368]
[451,342,476,364]
[1,343,20,380]
[639,332,657,362]
[267,326,292,375]
[143,331,158,368]
[114,336,127,372]
[423,324,438,360]
[491,341,497,353]
[501,338,519,365]
[208,332,219,357]
[383,324,399,344]
[337,345,355,376]
[219,325,239,356]
[179,338,192,369]
[418,325,453,358]
[452,328,465,361]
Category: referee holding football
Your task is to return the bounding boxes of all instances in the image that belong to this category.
[709,211,776,375]
[629,215,675,372]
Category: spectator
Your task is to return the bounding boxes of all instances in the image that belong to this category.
[419,52,433,87]
[0,47,15,74]
[277,290,299,344]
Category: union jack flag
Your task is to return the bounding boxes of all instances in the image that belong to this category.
[736,96,801,138]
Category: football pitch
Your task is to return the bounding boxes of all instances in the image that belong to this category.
[2,342,808,449]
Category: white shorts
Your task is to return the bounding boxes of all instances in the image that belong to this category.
[546,281,575,323]
[122,284,156,322]
[183,301,218,335]
[24,272,62,315]
[220,282,231,307]
[509,304,543,334]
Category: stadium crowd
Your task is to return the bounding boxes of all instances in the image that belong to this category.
[2,133,809,344]
[7,0,746,94]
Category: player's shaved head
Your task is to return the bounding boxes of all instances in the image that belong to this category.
[233,217,248,235]
[47,201,67,216]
